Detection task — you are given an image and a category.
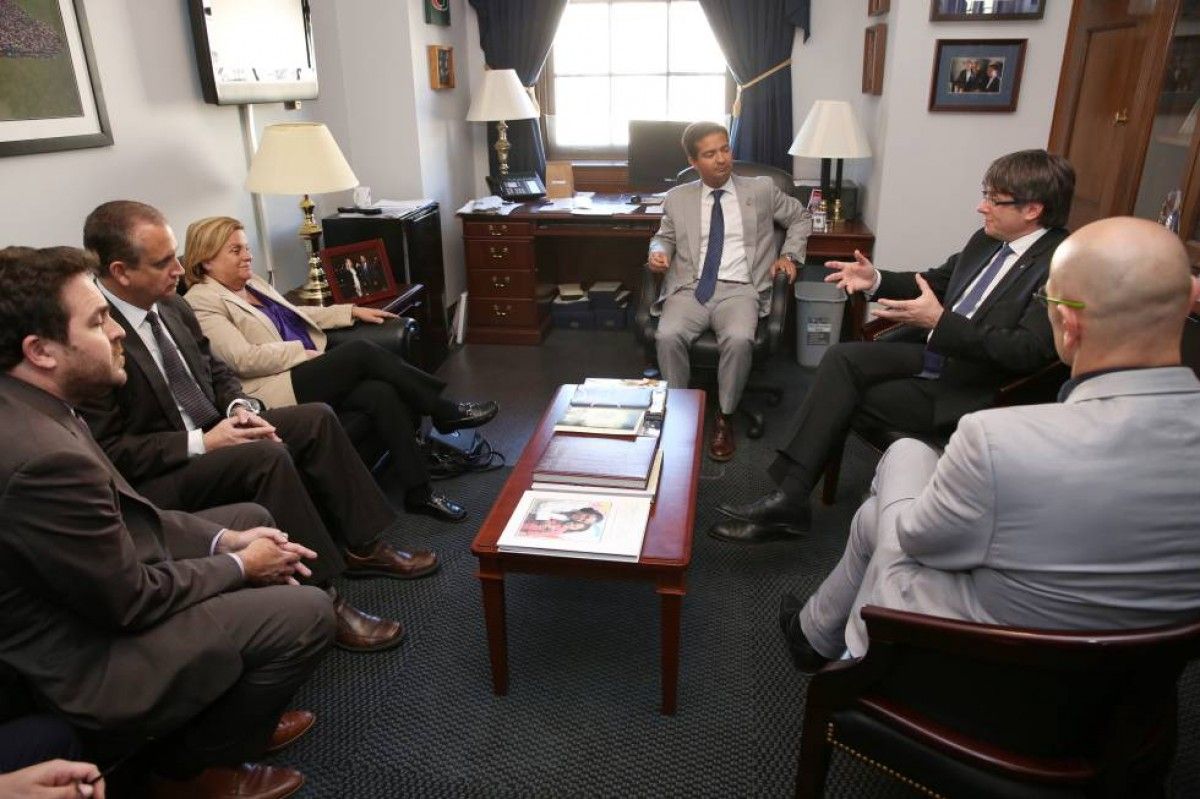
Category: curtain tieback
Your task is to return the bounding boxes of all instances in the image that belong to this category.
[732,57,792,118]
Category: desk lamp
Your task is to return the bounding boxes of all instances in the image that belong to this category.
[788,100,872,223]
[246,122,358,304]
[466,68,539,178]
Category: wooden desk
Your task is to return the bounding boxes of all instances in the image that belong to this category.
[470,386,705,715]
[459,195,874,345]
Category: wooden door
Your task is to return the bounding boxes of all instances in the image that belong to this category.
[1049,0,1181,230]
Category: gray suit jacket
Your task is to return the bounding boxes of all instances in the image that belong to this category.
[0,375,245,733]
[873,368,1200,641]
[649,175,809,315]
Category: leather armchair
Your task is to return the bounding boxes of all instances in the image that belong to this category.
[324,316,420,471]
[796,605,1200,799]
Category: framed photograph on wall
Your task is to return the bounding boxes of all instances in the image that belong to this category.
[427,45,455,90]
[424,0,449,26]
[868,0,890,17]
[321,239,398,306]
[929,39,1026,113]
[0,0,112,157]
[863,24,887,95]
[930,0,1044,22]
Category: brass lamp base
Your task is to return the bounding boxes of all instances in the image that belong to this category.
[294,194,332,305]
[494,119,512,176]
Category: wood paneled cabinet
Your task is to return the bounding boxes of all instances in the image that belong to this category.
[461,220,550,345]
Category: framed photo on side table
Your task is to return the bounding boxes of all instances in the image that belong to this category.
[930,0,1044,21]
[320,239,398,306]
[427,45,455,90]
[0,0,112,156]
[929,39,1026,113]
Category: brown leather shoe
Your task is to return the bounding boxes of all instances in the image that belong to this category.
[344,541,439,580]
[146,763,304,799]
[709,413,735,462]
[265,710,315,754]
[331,589,405,652]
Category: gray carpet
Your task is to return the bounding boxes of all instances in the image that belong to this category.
[266,328,1200,798]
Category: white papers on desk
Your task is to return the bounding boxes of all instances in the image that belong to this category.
[456,197,522,215]
[623,205,664,215]
[533,198,576,212]
[572,204,639,215]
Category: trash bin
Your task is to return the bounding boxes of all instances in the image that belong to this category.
[794,282,847,366]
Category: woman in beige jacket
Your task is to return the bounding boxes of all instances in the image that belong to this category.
[182,216,498,522]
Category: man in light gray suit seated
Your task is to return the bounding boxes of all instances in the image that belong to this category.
[779,216,1200,672]
[648,121,810,461]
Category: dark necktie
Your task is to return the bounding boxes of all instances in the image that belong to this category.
[145,310,221,429]
[917,243,1014,380]
[694,189,725,304]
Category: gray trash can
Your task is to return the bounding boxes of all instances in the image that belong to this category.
[794,282,847,366]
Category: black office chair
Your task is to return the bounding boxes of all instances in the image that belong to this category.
[631,161,797,437]
[324,316,420,472]
[797,605,1200,798]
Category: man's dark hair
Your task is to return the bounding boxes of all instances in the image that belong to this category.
[681,121,729,159]
[984,149,1076,229]
[83,200,167,277]
[0,246,97,372]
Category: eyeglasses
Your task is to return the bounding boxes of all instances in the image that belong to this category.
[1034,287,1086,309]
[980,190,1027,207]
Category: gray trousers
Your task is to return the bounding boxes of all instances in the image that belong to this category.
[798,439,993,658]
[655,281,759,415]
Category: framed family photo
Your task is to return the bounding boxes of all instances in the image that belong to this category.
[427,45,455,90]
[930,0,1044,21]
[320,239,398,306]
[929,39,1026,112]
[0,0,112,157]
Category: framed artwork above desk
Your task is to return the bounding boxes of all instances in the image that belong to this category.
[459,195,875,345]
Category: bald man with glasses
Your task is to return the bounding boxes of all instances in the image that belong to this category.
[779,216,1200,671]
[713,149,1077,543]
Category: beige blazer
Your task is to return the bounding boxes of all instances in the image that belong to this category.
[184,276,353,407]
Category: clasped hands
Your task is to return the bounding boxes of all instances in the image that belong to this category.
[202,406,281,451]
[824,249,945,330]
[216,526,316,586]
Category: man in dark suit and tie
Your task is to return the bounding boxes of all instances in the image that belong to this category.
[713,149,1076,542]
[0,245,331,797]
[80,200,436,653]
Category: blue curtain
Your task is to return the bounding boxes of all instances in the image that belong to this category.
[698,0,811,172]
[468,0,568,180]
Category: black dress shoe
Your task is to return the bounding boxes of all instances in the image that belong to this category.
[717,489,811,529]
[433,400,499,434]
[782,614,830,675]
[404,491,467,522]
[779,591,804,636]
[708,518,804,544]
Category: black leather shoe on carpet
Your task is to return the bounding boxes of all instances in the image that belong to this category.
[778,591,804,636]
[404,491,467,522]
[433,400,499,434]
[782,613,830,675]
[716,489,811,529]
[707,518,805,544]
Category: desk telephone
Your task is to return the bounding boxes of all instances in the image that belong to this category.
[486,172,546,202]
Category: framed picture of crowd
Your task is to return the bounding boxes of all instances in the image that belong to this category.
[929,39,1026,113]
[320,239,398,306]
[930,0,1044,21]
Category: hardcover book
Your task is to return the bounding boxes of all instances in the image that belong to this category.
[532,448,663,498]
[554,406,644,436]
[496,490,653,562]
[570,385,652,409]
[533,434,658,489]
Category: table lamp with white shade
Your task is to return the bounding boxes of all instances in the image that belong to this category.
[246,122,358,304]
[466,68,539,180]
[788,100,872,223]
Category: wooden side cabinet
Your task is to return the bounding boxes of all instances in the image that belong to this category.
[461,219,550,344]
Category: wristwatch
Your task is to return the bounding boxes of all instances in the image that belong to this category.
[784,254,802,268]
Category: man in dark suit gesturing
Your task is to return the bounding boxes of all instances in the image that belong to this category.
[0,246,331,797]
[713,149,1076,542]
[80,201,436,653]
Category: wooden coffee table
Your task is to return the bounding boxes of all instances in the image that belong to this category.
[470,386,705,715]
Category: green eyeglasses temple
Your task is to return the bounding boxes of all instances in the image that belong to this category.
[1035,288,1086,309]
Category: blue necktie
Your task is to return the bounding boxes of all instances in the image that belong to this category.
[694,189,725,304]
[917,243,1014,380]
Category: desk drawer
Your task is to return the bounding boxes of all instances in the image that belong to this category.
[466,239,534,270]
[463,221,533,239]
[469,297,539,328]
[468,268,536,299]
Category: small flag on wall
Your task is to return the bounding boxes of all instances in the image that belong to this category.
[425,0,450,26]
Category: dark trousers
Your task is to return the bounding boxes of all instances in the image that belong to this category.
[768,341,990,492]
[0,715,80,773]
[135,404,395,585]
[291,339,452,490]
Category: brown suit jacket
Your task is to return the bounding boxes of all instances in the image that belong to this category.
[0,375,244,732]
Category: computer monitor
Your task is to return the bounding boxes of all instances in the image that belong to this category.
[627,120,693,194]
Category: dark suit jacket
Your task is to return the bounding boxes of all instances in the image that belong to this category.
[875,226,1067,423]
[81,294,254,486]
[0,376,244,732]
